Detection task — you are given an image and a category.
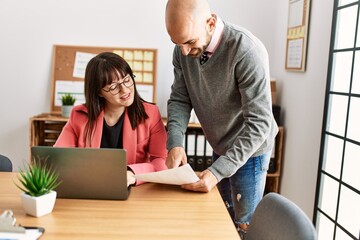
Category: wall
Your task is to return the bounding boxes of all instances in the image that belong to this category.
[271,0,334,219]
[0,0,333,220]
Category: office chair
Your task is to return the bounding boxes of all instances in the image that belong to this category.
[0,154,13,172]
[246,192,317,240]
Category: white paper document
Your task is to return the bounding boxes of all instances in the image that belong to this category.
[136,84,153,103]
[73,52,97,78]
[54,80,85,106]
[134,164,199,185]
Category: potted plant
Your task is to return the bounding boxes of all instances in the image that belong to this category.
[61,93,76,117]
[15,157,62,217]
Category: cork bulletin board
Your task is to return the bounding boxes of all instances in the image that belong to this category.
[50,44,157,113]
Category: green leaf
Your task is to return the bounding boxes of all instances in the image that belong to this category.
[15,156,62,197]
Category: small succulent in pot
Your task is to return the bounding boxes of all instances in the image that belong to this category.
[61,93,76,106]
[15,157,62,197]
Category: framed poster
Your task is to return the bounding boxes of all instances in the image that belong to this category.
[285,0,311,71]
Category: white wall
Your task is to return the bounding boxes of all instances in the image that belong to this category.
[271,0,334,219]
[0,0,334,220]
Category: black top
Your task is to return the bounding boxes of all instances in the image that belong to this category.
[100,114,124,149]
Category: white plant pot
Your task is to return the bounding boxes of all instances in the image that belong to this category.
[20,191,57,217]
[61,105,73,118]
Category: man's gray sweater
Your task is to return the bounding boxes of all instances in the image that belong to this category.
[167,21,279,182]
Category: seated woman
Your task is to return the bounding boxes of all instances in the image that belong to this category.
[54,52,167,186]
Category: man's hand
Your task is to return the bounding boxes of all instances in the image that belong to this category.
[181,169,218,193]
[127,170,136,187]
[166,147,187,168]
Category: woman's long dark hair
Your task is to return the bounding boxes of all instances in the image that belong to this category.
[83,52,149,146]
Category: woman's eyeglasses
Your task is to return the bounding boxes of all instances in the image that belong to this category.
[102,75,134,95]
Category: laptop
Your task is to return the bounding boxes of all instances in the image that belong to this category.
[31,146,130,200]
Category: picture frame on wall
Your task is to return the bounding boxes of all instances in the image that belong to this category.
[285,0,311,72]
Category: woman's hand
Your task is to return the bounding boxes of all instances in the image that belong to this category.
[127,170,136,187]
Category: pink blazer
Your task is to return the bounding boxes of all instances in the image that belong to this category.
[54,103,168,185]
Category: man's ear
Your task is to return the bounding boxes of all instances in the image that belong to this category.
[206,14,216,33]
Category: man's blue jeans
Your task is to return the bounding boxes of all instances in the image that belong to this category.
[213,152,270,226]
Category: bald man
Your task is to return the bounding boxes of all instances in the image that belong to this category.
[165,0,278,238]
